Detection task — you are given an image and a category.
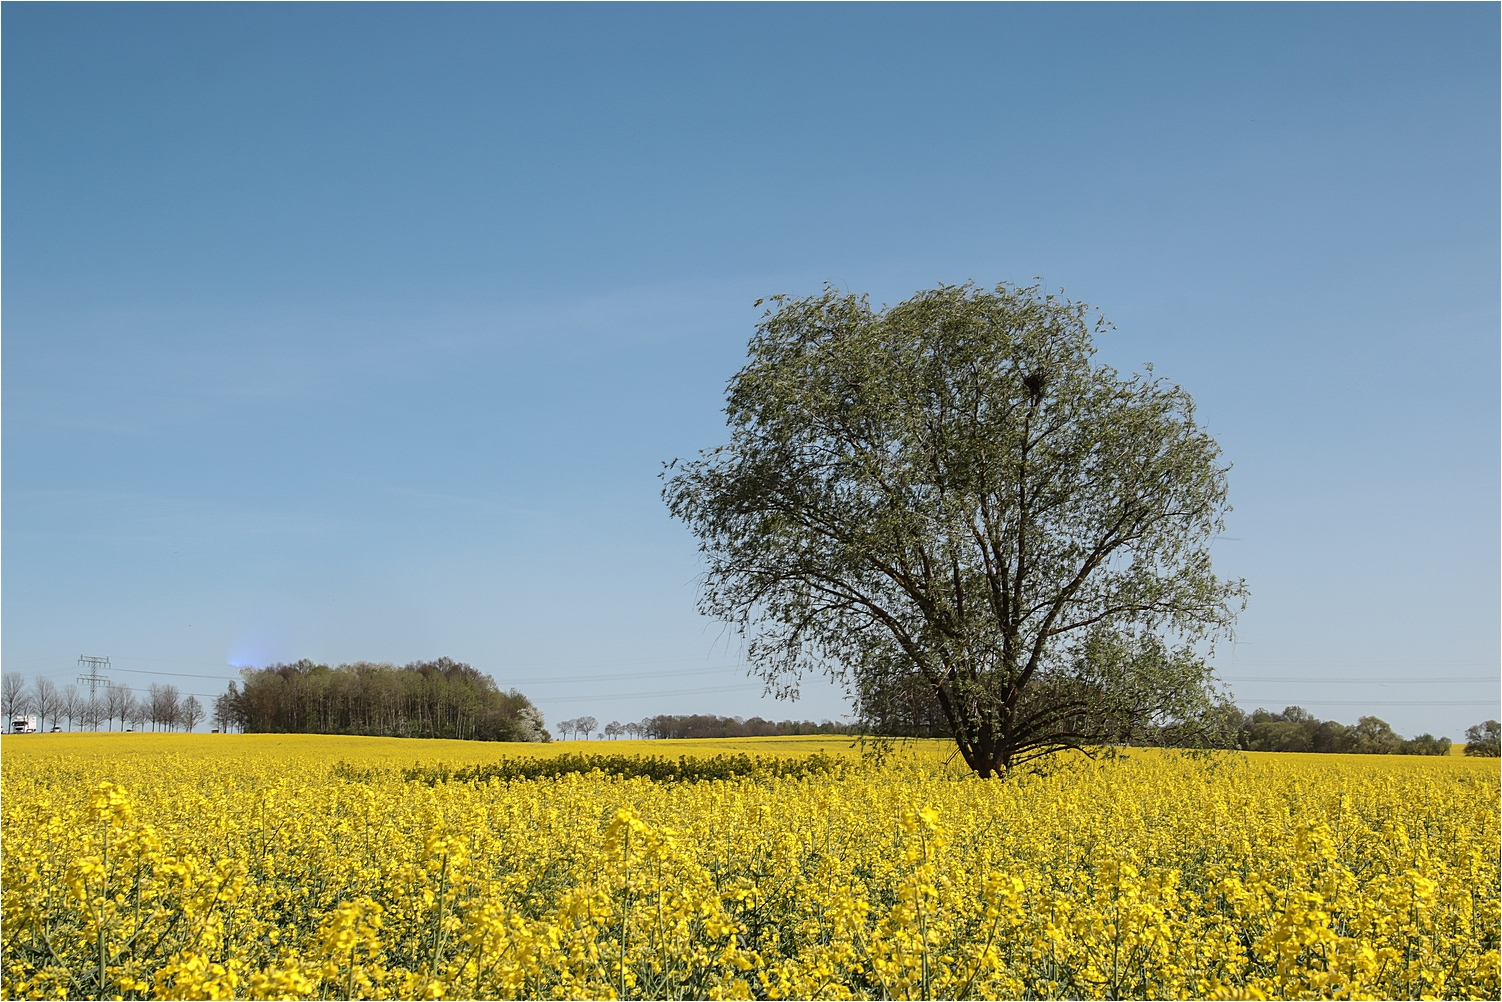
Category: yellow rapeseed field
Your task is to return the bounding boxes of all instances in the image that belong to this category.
[2,734,1497,1000]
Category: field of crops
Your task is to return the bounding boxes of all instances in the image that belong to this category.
[2,734,1497,1000]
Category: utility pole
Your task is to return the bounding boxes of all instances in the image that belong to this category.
[77,655,112,698]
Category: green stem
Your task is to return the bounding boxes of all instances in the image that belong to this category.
[620,826,631,1001]
[97,824,109,1000]
[432,853,450,974]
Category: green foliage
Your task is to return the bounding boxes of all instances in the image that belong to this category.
[1232,706,1451,755]
[1401,732,1455,756]
[332,751,847,786]
[665,282,1245,776]
[1464,720,1501,757]
[220,658,547,742]
[1059,631,1240,751]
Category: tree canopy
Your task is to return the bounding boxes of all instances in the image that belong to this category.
[1464,720,1501,756]
[665,283,1246,776]
[218,657,548,742]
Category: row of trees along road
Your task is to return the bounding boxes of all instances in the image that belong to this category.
[666,283,1248,777]
[1,674,204,732]
[215,658,548,741]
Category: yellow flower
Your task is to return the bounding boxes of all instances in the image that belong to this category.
[2,733,1497,1000]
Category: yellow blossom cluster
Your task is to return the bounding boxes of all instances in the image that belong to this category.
[2,734,1497,1000]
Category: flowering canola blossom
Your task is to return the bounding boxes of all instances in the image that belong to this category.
[1,734,1497,1000]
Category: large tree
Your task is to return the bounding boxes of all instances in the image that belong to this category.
[665,283,1245,776]
[1464,720,1501,757]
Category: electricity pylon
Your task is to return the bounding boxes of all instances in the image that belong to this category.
[77,655,112,698]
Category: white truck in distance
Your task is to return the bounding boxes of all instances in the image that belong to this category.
[10,715,38,734]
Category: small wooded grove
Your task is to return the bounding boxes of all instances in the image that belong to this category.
[216,658,548,742]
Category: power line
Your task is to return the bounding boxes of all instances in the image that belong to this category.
[83,667,239,681]
[7,664,763,703]
[540,683,765,703]
[1233,699,1497,707]
[13,666,238,683]
[502,666,749,684]
[476,653,748,670]
[1220,677,1496,684]
[108,652,741,670]
[7,661,756,683]
[11,663,763,690]
[1213,660,1495,667]
[99,668,1493,687]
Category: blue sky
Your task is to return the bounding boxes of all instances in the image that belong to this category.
[4,3,1497,737]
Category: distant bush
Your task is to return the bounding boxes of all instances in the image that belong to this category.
[335,751,846,786]
[1400,732,1454,756]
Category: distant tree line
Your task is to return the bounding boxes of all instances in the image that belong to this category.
[555,716,601,740]
[552,713,860,740]
[214,658,548,742]
[551,704,1501,754]
[2,674,205,732]
[1225,706,1469,755]
[644,714,859,739]
[8,663,1496,758]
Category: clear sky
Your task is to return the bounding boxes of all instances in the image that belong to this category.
[3,3,1497,738]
